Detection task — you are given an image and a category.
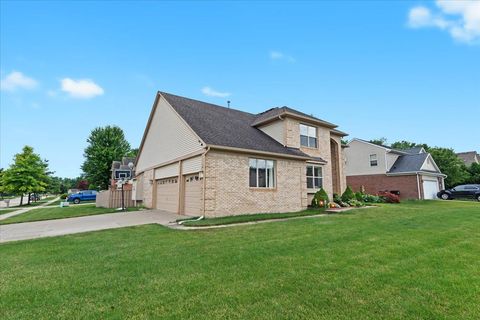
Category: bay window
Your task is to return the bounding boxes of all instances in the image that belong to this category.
[249,158,275,188]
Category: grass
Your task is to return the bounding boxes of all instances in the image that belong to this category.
[1,200,479,319]
[0,204,132,225]
[0,208,18,215]
[181,208,326,226]
[10,196,57,208]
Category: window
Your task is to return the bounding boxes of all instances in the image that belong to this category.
[370,154,378,167]
[300,124,317,148]
[306,165,323,189]
[249,158,275,188]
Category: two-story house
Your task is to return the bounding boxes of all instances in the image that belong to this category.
[134,91,348,217]
[344,139,446,200]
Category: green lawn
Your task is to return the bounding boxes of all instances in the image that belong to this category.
[1,201,479,319]
[10,196,57,208]
[0,208,18,215]
[182,208,326,226]
[0,204,123,225]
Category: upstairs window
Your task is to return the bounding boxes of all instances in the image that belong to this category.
[370,154,378,167]
[300,124,317,148]
[306,165,323,189]
[249,159,275,188]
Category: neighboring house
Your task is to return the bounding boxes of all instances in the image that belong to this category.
[456,151,479,166]
[134,91,348,217]
[344,139,446,200]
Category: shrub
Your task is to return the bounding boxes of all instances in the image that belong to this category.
[333,193,342,203]
[60,193,68,200]
[378,191,400,203]
[341,186,355,202]
[348,199,364,207]
[311,188,329,208]
[362,194,382,203]
[355,191,363,201]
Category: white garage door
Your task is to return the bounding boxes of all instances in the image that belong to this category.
[423,179,439,200]
[156,177,179,212]
[183,174,203,216]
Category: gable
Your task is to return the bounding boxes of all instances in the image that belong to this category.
[421,155,441,172]
[345,139,388,175]
[136,95,205,173]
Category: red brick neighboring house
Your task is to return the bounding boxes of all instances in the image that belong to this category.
[345,139,446,200]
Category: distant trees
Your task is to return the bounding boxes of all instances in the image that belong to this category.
[369,137,388,146]
[81,126,133,190]
[0,146,50,205]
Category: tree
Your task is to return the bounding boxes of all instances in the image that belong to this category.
[466,163,480,184]
[428,147,470,188]
[81,126,132,190]
[369,137,388,146]
[77,179,89,190]
[1,146,50,205]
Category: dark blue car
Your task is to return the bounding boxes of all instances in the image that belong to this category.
[67,190,97,204]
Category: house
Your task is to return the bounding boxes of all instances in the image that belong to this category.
[456,151,479,166]
[134,91,348,217]
[344,139,446,200]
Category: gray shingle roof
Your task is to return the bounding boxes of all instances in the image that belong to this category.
[402,146,425,154]
[160,92,320,160]
[388,153,436,174]
[251,106,337,128]
[456,151,479,166]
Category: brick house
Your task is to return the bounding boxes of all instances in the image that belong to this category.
[344,139,446,200]
[133,91,348,217]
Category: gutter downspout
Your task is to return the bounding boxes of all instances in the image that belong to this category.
[202,146,210,216]
[416,173,421,200]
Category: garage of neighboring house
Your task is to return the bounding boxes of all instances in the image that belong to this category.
[153,156,203,215]
[422,176,441,200]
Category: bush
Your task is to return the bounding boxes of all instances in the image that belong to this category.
[333,193,342,203]
[348,199,364,207]
[362,194,382,203]
[378,191,400,203]
[341,186,355,202]
[60,193,68,200]
[355,191,363,201]
[311,188,329,208]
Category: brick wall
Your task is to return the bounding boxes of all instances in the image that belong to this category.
[142,169,154,208]
[346,174,420,200]
[204,150,307,217]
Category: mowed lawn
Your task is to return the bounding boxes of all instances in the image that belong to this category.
[0,204,120,225]
[1,201,479,319]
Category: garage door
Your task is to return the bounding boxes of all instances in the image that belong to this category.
[184,174,203,216]
[423,179,439,200]
[155,177,179,212]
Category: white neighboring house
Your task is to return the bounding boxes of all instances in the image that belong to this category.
[344,139,446,200]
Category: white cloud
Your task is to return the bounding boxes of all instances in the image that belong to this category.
[201,86,230,98]
[407,1,480,44]
[60,78,104,98]
[0,71,38,91]
[269,50,296,62]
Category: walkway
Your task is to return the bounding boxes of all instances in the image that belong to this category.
[0,210,182,243]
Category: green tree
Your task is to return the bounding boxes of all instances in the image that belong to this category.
[1,146,50,205]
[390,140,429,151]
[369,137,388,146]
[81,126,132,190]
[466,163,480,184]
[428,147,470,188]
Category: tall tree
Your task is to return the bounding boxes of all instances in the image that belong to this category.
[81,126,131,190]
[390,140,429,151]
[369,137,388,146]
[466,163,480,184]
[428,147,470,188]
[1,146,50,205]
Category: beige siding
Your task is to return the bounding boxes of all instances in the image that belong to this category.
[136,96,204,173]
[386,153,400,171]
[345,140,388,176]
[204,150,307,217]
[155,162,179,179]
[133,173,144,201]
[258,120,285,145]
[421,156,437,171]
[182,156,203,175]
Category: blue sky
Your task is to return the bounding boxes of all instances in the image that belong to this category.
[1,1,479,178]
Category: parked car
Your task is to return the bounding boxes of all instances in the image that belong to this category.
[437,184,480,201]
[67,190,97,204]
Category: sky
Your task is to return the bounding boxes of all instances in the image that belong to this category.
[1,0,479,178]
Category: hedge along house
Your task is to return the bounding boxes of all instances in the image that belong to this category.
[344,139,446,200]
[133,91,348,217]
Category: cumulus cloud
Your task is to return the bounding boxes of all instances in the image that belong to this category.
[201,86,230,98]
[407,0,480,44]
[269,50,296,62]
[0,71,38,91]
[60,78,104,98]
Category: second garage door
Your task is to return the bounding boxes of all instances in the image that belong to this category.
[423,179,439,200]
[156,177,179,212]
[184,174,203,216]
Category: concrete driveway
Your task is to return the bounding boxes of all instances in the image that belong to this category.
[0,210,182,244]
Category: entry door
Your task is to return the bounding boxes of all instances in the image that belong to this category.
[155,177,179,212]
